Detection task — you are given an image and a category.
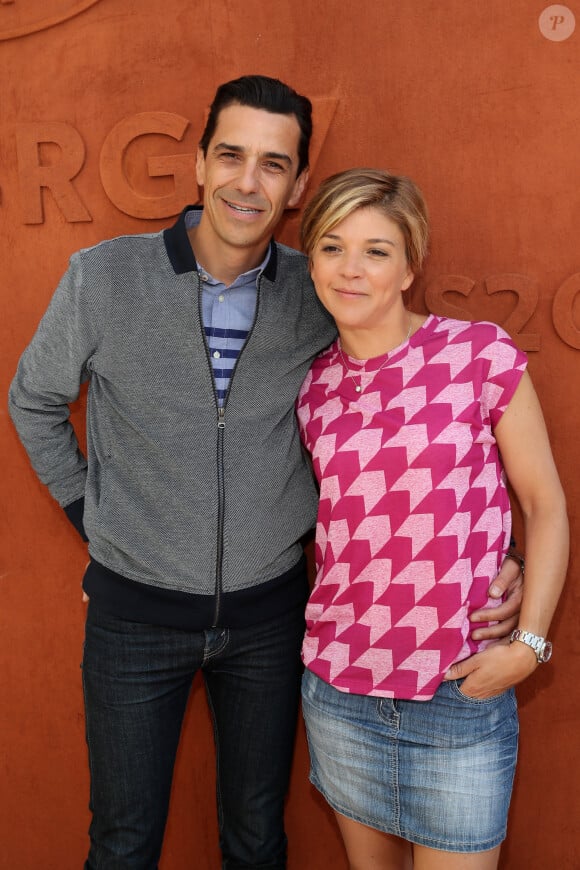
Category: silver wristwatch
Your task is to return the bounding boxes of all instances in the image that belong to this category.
[510,629,552,663]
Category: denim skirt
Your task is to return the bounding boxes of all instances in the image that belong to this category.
[301,668,518,853]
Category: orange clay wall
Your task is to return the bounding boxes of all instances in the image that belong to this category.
[1,2,579,867]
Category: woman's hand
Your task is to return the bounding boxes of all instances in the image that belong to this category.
[443,641,538,699]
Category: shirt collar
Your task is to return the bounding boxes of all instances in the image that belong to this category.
[163,205,276,281]
[184,209,270,287]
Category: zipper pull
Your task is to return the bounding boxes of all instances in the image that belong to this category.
[217,406,225,429]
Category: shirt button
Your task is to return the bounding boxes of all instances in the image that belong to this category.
[200,272,209,282]
[213,351,221,359]
[218,294,225,302]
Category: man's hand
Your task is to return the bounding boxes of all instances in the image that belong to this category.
[443,555,524,684]
[469,553,524,641]
[82,561,90,603]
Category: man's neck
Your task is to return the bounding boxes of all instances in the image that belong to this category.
[187,223,269,286]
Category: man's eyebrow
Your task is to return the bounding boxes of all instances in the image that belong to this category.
[263,151,293,165]
[213,142,293,165]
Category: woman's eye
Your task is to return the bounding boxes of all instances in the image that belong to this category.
[369,248,388,257]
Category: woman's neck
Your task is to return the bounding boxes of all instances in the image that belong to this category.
[339,313,414,360]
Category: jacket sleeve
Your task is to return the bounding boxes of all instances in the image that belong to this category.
[8,251,101,513]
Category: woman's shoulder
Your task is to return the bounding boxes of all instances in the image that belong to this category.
[429,315,519,349]
[313,339,341,366]
[431,315,507,336]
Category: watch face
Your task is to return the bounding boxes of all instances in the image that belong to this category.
[540,641,553,663]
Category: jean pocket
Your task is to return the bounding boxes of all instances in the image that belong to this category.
[450,678,507,706]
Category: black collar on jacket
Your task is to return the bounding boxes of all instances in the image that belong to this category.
[163,205,278,281]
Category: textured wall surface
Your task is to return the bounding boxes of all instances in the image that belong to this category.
[1,1,579,867]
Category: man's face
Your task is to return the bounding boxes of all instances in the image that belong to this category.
[196,104,308,261]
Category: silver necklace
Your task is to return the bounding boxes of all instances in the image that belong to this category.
[338,317,413,394]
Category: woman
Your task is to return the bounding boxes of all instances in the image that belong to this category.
[296,169,568,869]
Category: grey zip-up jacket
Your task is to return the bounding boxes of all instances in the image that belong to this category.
[9,207,336,626]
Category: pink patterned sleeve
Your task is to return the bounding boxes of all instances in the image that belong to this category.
[478,324,528,429]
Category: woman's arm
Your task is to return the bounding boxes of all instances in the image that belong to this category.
[445,370,569,697]
[496,371,568,635]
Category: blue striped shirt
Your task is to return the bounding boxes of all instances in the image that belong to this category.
[185,211,270,405]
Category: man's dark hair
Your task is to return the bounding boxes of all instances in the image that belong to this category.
[199,75,313,177]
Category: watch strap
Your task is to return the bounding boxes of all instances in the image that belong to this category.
[510,628,552,663]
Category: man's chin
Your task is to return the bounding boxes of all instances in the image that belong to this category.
[221,221,273,250]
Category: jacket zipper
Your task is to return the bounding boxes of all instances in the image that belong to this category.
[213,405,226,626]
[205,272,263,628]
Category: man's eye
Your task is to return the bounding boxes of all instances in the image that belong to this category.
[264,161,285,172]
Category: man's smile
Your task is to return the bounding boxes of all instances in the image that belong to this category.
[222,198,265,215]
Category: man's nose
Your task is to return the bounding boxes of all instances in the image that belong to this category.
[235,161,260,195]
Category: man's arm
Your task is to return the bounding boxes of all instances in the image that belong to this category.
[8,253,96,514]
[442,554,524,683]
[469,550,524,641]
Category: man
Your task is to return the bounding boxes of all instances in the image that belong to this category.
[9,75,522,869]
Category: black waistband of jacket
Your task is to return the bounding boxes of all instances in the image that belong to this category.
[82,555,309,631]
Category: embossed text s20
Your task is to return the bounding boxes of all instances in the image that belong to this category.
[425,273,580,352]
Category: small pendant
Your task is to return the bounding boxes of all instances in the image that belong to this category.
[355,385,361,393]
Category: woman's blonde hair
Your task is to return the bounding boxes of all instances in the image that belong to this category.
[300,168,429,274]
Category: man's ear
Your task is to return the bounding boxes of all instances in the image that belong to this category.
[287,168,309,209]
[196,147,206,187]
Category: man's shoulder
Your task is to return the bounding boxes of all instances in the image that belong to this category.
[71,228,168,280]
[274,239,305,257]
[273,240,308,266]
[270,241,309,285]
[76,227,165,261]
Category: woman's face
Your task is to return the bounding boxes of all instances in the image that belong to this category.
[310,206,414,334]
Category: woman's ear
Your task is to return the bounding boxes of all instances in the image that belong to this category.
[402,269,415,292]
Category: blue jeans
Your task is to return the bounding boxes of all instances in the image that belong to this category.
[82,601,306,869]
